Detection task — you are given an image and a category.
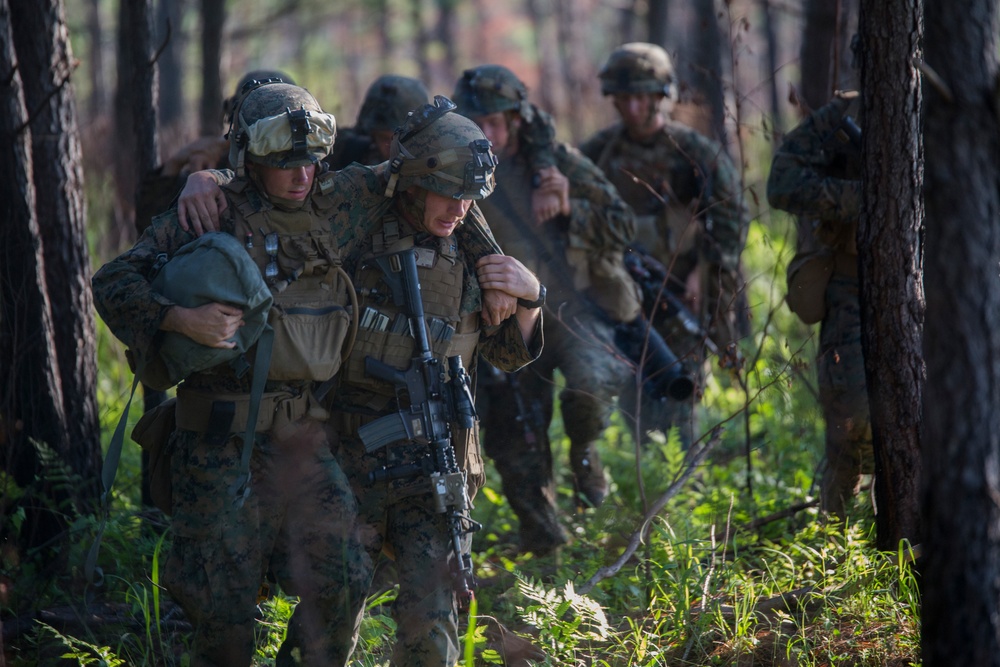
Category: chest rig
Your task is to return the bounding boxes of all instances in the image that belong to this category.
[226,181,356,383]
[595,127,704,279]
[341,215,480,406]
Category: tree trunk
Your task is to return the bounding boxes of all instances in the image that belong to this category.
[525,0,562,118]
[857,0,924,550]
[156,0,185,130]
[435,0,458,90]
[410,0,432,91]
[0,0,71,560]
[555,0,592,141]
[85,0,106,121]
[799,0,839,110]
[10,0,101,502]
[761,0,782,137]
[921,0,1000,663]
[691,0,727,144]
[648,0,669,46]
[199,0,224,136]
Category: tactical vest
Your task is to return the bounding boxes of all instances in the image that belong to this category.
[341,216,480,405]
[226,180,356,383]
[593,126,702,281]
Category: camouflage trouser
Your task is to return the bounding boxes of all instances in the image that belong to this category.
[163,417,372,667]
[335,435,470,667]
[817,274,873,516]
[479,312,630,550]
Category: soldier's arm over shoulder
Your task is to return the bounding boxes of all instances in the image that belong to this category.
[557,144,636,250]
[767,96,861,222]
[456,203,503,260]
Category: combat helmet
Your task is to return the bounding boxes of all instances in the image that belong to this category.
[384,95,498,200]
[224,69,297,124]
[356,75,430,134]
[599,42,677,99]
[227,80,337,175]
[452,64,533,121]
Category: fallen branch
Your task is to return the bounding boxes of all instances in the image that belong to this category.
[578,427,721,595]
[712,499,820,544]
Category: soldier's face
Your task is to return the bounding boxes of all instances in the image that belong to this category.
[419,190,473,237]
[612,92,663,137]
[251,162,316,200]
[473,112,518,157]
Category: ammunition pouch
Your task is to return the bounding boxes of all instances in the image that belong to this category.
[131,398,178,514]
[175,386,324,438]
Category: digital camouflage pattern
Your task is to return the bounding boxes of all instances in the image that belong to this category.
[452,64,530,117]
[766,93,872,517]
[327,164,541,667]
[580,113,748,447]
[598,42,676,98]
[356,74,430,135]
[327,75,431,170]
[93,169,372,665]
[228,81,336,172]
[473,124,636,552]
[383,96,497,200]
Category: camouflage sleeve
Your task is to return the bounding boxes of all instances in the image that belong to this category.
[478,314,542,372]
[518,103,558,172]
[767,97,861,223]
[91,210,199,355]
[557,143,636,251]
[577,126,614,166]
[455,203,503,257]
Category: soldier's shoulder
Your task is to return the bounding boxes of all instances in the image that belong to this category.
[579,124,622,154]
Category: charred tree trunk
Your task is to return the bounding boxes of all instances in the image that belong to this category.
[410,0,432,92]
[922,0,1000,663]
[122,0,163,509]
[0,0,72,573]
[648,0,669,46]
[9,0,100,503]
[525,0,562,118]
[156,0,184,130]
[555,0,592,141]
[199,0,224,136]
[691,0,727,144]
[857,0,924,549]
[85,0,106,121]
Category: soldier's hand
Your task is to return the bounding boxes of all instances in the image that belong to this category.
[481,289,518,327]
[532,166,570,224]
[161,302,244,349]
[178,171,228,235]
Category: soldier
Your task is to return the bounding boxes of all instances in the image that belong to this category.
[452,64,639,555]
[580,42,749,444]
[326,74,430,169]
[93,81,369,667]
[767,91,872,517]
[174,95,543,667]
[135,69,295,234]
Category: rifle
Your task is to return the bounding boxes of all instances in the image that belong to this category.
[356,248,481,608]
[623,248,721,354]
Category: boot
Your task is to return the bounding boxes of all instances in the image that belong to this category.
[570,441,608,508]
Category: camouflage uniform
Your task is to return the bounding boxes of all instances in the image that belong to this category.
[94,204,371,667]
[136,69,295,234]
[322,103,541,667]
[326,75,430,170]
[766,93,872,517]
[580,43,749,444]
[179,96,534,664]
[454,65,637,554]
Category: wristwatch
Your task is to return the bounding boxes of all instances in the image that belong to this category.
[517,284,546,309]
